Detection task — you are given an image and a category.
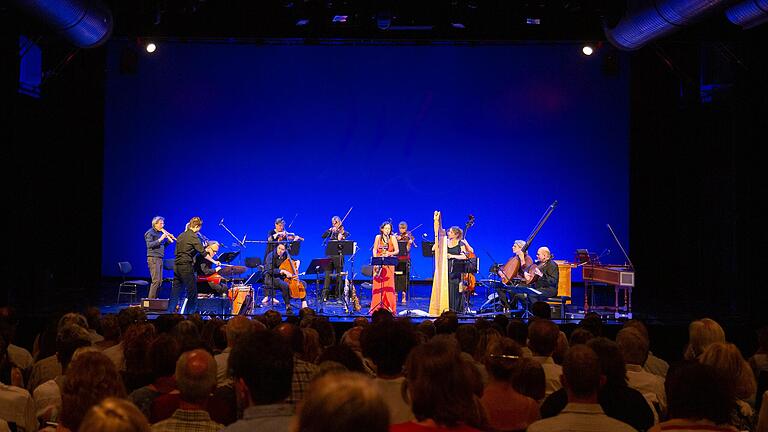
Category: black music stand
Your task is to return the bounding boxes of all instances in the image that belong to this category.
[216,251,240,264]
[421,240,435,257]
[370,256,399,313]
[324,240,355,300]
[306,258,332,312]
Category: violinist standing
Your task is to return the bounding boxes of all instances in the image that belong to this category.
[321,215,351,301]
[395,221,414,304]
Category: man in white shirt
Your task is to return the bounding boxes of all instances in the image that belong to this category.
[617,327,666,417]
[528,319,563,396]
[527,345,637,432]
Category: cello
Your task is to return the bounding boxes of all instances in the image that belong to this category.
[279,253,306,299]
[460,215,477,294]
[500,201,558,284]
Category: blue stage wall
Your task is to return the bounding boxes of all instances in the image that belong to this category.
[102,41,629,280]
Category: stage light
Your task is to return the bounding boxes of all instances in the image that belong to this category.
[582,45,594,56]
[146,42,157,53]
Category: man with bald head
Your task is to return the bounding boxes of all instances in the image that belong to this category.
[151,349,223,431]
[215,316,257,387]
[274,323,317,403]
[528,246,559,305]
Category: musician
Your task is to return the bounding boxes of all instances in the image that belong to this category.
[445,226,474,312]
[263,242,308,315]
[530,246,559,303]
[321,216,351,302]
[371,221,400,314]
[194,241,226,295]
[145,216,172,299]
[394,221,414,304]
[169,217,220,314]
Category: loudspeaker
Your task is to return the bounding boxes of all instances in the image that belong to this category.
[141,298,168,311]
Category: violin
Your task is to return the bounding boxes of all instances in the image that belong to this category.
[460,215,477,293]
[279,255,306,299]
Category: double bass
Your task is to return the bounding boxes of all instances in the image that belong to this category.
[279,254,306,299]
[500,201,558,284]
[459,215,477,293]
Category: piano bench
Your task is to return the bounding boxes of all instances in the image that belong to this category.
[546,296,571,320]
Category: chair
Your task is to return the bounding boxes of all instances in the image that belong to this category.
[162,259,174,283]
[117,261,148,304]
[546,295,572,320]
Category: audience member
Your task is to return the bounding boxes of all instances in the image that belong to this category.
[528,319,563,396]
[749,326,768,377]
[301,327,322,363]
[531,301,552,319]
[416,320,436,342]
[455,325,488,383]
[58,351,126,432]
[27,313,93,392]
[361,319,419,424]
[221,331,294,431]
[79,397,151,432]
[274,323,317,403]
[511,357,546,401]
[617,327,667,418]
[434,312,459,335]
[649,362,736,432]
[506,319,531,357]
[579,314,604,338]
[214,317,254,387]
[308,317,336,349]
[480,337,540,431]
[128,334,181,418]
[0,333,36,432]
[683,318,725,360]
[293,372,388,432]
[121,323,156,393]
[541,337,655,431]
[201,318,227,355]
[623,320,670,378]
[264,310,283,329]
[151,349,223,432]
[83,307,105,343]
[94,314,120,350]
[527,345,636,432]
[316,345,366,373]
[569,328,595,346]
[391,336,486,431]
[171,320,204,353]
[103,307,147,370]
[700,342,757,431]
[0,312,33,372]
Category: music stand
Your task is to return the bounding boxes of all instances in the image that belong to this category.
[306,258,332,312]
[370,256,399,313]
[421,240,435,257]
[217,251,240,264]
[324,241,355,300]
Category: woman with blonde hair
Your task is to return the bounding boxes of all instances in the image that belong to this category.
[684,318,725,360]
[79,397,150,432]
[700,342,757,431]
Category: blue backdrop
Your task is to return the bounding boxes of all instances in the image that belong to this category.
[102,40,629,281]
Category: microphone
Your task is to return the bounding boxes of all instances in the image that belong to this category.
[219,218,224,226]
[422,233,428,238]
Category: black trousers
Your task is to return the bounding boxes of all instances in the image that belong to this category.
[322,255,344,300]
[169,265,196,313]
[395,260,409,294]
[448,277,465,312]
[265,277,306,307]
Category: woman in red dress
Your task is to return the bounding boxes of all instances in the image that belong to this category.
[370,221,399,315]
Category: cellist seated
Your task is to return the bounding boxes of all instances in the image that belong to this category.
[263,243,308,315]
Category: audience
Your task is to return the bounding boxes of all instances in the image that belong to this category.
[623,320,669,378]
[128,334,180,418]
[79,397,151,432]
[699,342,757,431]
[506,319,532,357]
[684,318,726,360]
[94,314,120,351]
[103,307,147,371]
[528,319,563,396]
[511,357,546,401]
[616,327,667,418]
[361,319,419,424]
[151,349,223,431]
[527,345,636,432]
[274,323,317,403]
[222,331,294,431]
[294,372,388,432]
[391,336,486,431]
[58,351,127,432]
[650,362,736,432]
[480,337,540,431]
[121,323,156,393]
[749,326,768,377]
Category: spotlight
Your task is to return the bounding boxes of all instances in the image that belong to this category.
[582,45,594,56]
[146,42,157,53]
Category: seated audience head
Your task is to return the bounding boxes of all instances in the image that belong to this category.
[506,319,528,346]
[309,317,336,348]
[416,320,436,341]
[569,328,595,346]
[587,337,628,386]
[224,316,254,348]
[79,397,150,432]
[275,322,304,355]
[665,361,734,425]
[60,351,126,431]
[492,314,509,335]
[176,349,217,404]
[371,308,394,324]
[404,337,485,428]
[622,319,650,340]
[340,326,364,353]
[58,312,89,331]
[512,357,546,400]
[699,342,756,401]
[171,319,204,352]
[56,324,93,372]
[148,334,181,380]
[229,331,293,406]
[527,319,560,358]
[353,317,369,328]
[264,310,283,329]
[84,307,101,332]
[361,319,418,377]
[116,307,147,336]
[294,372,388,432]
[616,327,650,366]
[301,327,322,362]
[484,337,523,382]
[475,327,502,362]
[579,314,604,337]
[123,323,156,374]
[100,314,120,342]
[685,318,725,360]
[455,325,479,356]
[531,302,552,319]
[299,307,316,321]
[316,345,366,373]
[561,345,603,401]
[434,313,459,335]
